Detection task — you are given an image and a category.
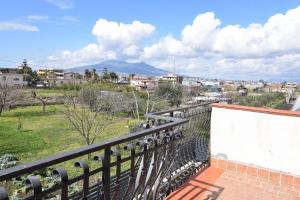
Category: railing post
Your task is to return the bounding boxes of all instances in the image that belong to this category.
[53,168,69,200]
[25,176,42,200]
[103,146,111,200]
[74,160,89,199]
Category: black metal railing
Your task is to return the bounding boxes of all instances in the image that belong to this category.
[0,102,213,200]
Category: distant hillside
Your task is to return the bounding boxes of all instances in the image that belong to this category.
[66,60,169,76]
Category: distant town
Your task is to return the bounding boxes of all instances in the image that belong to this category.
[1,59,300,111]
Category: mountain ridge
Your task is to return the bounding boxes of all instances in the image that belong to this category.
[66,60,170,76]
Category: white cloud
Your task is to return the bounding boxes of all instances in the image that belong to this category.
[27,15,49,21]
[181,6,300,58]
[142,35,196,59]
[46,6,300,80]
[0,21,39,32]
[182,12,220,51]
[46,0,73,10]
[122,45,140,57]
[47,43,117,67]
[47,19,155,67]
[215,54,300,78]
[92,19,155,49]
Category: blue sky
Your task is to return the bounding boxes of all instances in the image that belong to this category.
[1,0,300,81]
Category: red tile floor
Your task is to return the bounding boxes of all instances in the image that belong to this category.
[166,167,300,200]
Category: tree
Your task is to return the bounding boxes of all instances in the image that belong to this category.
[102,67,110,81]
[18,59,33,75]
[109,72,118,82]
[84,69,92,80]
[91,68,99,81]
[131,87,140,122]
[129,74,135,80]
[63,88,120,147]
[188,85,206,97]
[0,86,24,116]
[155,83,183,107]
[31,91,50,112]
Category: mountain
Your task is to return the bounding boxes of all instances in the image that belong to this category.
[66,60,170,76]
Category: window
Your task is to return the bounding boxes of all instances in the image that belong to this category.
[2,76,6,81]
[13,78,20,81]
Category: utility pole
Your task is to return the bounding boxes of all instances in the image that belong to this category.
[173,57,176,75]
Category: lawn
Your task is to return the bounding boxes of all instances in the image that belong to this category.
[24,88,65,97]
[0,104,135,164]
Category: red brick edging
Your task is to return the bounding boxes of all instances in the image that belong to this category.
[212,103,300,117]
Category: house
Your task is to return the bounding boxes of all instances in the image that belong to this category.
[130,76,158,91]
[36,69,86,87]
[158,73,183,85]
[263,83,283,93]
[0,73,29,87]
[47,78,86,87]
[237,85,248,96]
[0,68,19,74]
[37,69,64,78]
[116,75,130,85]
[47,72,86,87]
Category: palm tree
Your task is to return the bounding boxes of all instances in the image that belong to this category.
[84,69,91,80]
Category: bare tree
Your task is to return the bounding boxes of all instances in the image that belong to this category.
[63,89,120,147]
[131,87,140,122]
[31,91,50,113]
[0,86,24,116]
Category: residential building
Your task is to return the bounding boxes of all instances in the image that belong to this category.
[37,69,64,78]
[0,68,19,74]
[0,73,29,87]
[47,72,86,87]
[47,78,86,87]
[158,73,183,85]
[130,76,158,91]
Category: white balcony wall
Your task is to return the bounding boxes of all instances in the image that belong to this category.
[211,105,300,175]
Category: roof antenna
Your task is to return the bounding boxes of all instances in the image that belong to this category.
[173,56,176,75]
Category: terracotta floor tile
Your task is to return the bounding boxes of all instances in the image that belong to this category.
[166,167,298,200]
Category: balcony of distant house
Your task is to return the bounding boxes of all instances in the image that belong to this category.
[0,102,300,200]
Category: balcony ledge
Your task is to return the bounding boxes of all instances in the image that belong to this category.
[212,103,300,117]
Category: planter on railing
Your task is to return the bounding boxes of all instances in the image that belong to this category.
[0,102,213,200]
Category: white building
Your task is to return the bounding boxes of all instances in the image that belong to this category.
[0,73,29,87]
[130,76,158,91]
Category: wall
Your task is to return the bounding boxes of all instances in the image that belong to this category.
[211,103,300,175]
[0,74,28,87]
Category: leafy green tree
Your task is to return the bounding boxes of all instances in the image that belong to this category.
[84,69,92,80]
[18,59,33,75]
[102,67,110,81]
[109,72,118,82]
[155,83,183,107]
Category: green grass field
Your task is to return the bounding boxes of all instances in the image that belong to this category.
[0,105,135,164]
[24,88,65,97]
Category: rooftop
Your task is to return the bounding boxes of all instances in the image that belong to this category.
[167,165,299,200]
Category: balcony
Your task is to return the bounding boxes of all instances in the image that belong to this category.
[0,102,300,200]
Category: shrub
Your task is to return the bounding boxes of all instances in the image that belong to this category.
[0,154,19,170]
